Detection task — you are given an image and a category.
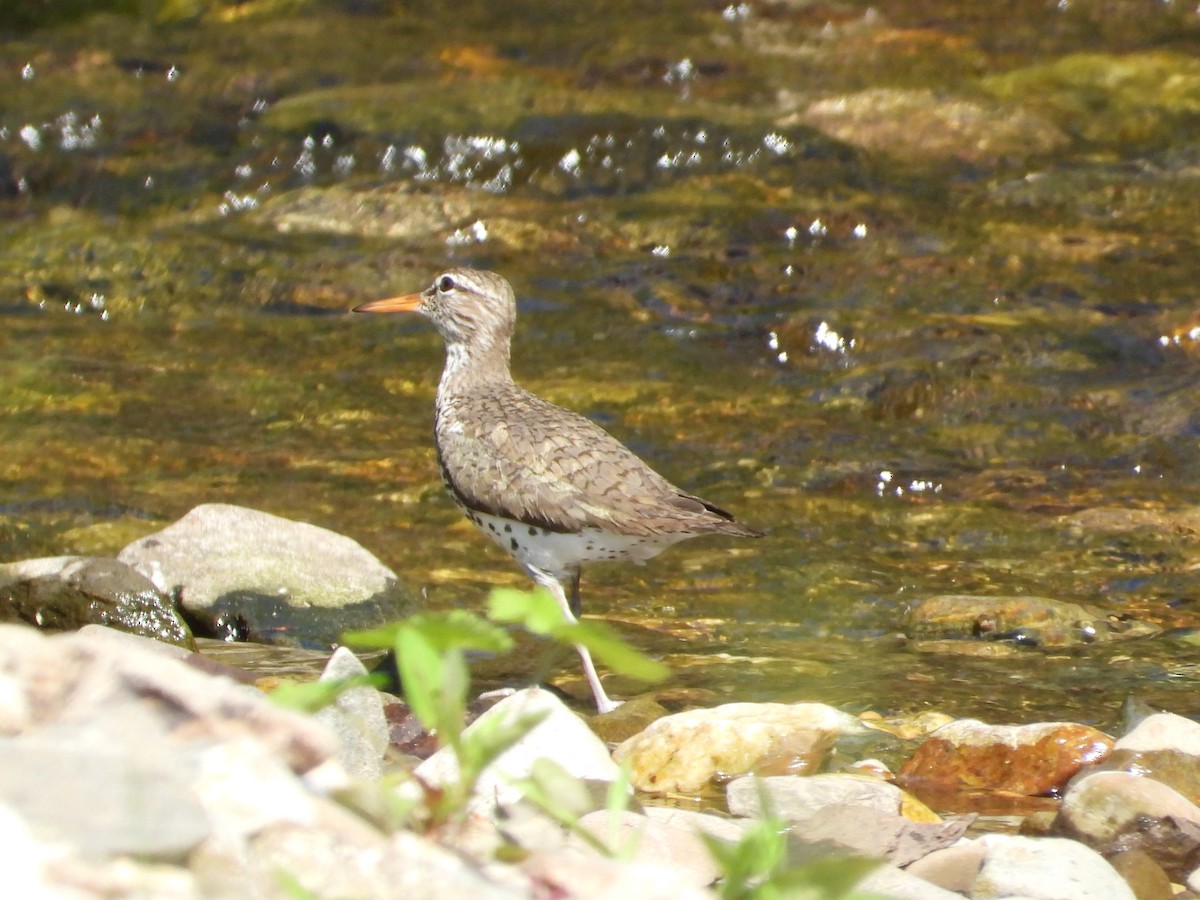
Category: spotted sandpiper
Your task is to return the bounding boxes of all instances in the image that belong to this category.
[354,268,761,712]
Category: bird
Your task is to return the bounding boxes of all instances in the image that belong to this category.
[354,267,761,713]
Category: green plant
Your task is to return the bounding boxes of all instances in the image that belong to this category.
[512,757,639,858]
[486,587,671,687]
[344,588,669,825]
[268,673,383,714]
[702,785,882,900]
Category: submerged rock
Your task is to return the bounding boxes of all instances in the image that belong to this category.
[118,504,417,649]
[982,52,1200,149]
[904,594,1157,648]
[795,88,1067,165]
[0,555,193,648]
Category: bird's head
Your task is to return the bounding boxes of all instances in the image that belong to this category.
[354,267,517,353]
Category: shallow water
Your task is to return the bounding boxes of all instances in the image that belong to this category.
[2,0,1199,730]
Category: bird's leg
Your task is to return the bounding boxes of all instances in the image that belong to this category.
[527,565,620,714]
[567,569,582,618]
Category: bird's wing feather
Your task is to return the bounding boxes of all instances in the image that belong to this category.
[436,385,738,536]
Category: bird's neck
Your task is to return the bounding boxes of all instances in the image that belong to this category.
[437,338,514,401]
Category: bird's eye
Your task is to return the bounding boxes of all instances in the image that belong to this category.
[436,275,455,293]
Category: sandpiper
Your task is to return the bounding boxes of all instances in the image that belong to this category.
[355,268,760,712]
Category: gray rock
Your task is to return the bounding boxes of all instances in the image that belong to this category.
[312,646,389,779]
[118,504,417,649]
[972,834,1136,900]
[904,839,986,894]
[727,773,905,822]
[0,623,338,776]
[0,555,192,647]
[786,804,974,868]
[0,736,210,861]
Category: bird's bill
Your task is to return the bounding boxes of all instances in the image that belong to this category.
[352,292,424,314]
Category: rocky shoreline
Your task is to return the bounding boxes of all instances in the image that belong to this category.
[2,504,1199,898]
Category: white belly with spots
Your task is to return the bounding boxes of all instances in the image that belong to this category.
[464,509,689,577]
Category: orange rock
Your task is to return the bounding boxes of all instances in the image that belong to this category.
[897,719,1113,796]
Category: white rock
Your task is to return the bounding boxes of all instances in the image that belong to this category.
[0,801,78,898]
[1115,711,1200,755]
[193,737,319,839]
[577,809,719,887]
[857,862,964,900]
[972,834,1136,900]
[414,688,619,817]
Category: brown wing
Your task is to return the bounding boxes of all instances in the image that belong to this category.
[436,383,755,538]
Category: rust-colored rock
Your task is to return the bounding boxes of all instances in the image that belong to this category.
[897,719,1113,797]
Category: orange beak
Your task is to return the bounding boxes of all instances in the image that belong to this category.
[352,292,424,314]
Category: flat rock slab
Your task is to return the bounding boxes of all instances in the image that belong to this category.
[118,503,417,648]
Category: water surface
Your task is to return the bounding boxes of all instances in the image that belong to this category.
[2,0,1199,729]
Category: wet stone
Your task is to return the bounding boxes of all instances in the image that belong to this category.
[982,52,1200,149]
[117,504,418,649]
[0,555,193,648]
[903,594,1156,648]
[897,719,1113,798]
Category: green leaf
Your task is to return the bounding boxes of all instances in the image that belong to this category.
[769,856,882,899]
[346,609,514,655]
[565,619,671,683]
[487,586,567,633]
[394,627,458,735]
[267,674,382,714]
[487,588,670,684]
[456,706,549,779]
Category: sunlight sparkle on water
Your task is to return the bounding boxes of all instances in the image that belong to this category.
[876,470,943,497]
[446,219,488,246]
[767,331,788,364]
[1158,326,1200,346]
[813,321,853,354]
[558,148,582,176]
